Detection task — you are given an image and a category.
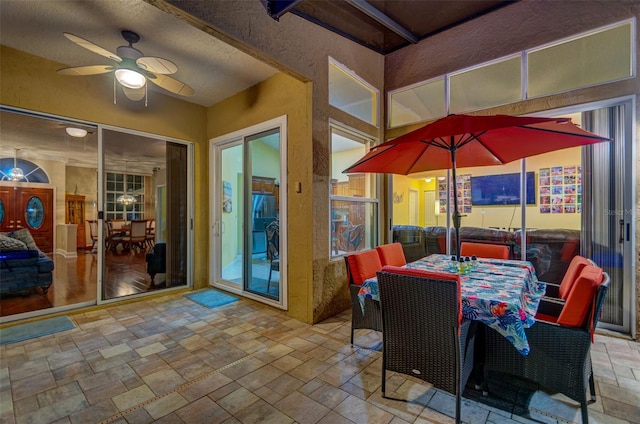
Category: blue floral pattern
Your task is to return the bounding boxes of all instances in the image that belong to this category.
[358,254,546,355]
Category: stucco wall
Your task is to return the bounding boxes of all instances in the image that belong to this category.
[207,73,313,322]
[385,0,640,338]
[163,0,386,323]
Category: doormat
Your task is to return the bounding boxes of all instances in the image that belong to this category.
[0,316,76,345]
[184,289,239,309]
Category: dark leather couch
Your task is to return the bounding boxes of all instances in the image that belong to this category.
[392,225,580,284]
[0,249,54,295]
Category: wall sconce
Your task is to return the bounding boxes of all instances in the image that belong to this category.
[424,178,432,183]
[437,176,446,181]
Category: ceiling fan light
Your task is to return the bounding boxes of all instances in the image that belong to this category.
[66,127,88,138]
[115,68,146,89]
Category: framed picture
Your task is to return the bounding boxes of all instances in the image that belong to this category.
[223,181,232,213]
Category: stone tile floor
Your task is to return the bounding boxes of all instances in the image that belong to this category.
[1,291,639,424]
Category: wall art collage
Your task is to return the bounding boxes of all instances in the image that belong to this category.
[538,165,581,214]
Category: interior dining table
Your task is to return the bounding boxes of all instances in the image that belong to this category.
[358,253,547,355]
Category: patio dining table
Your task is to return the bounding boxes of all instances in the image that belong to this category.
[358,254,546,355]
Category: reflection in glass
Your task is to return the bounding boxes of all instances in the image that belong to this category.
[25,196,44,228]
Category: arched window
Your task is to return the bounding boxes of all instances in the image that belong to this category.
[0,158,50,183]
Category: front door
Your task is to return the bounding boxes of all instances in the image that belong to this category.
[0,187,54,253]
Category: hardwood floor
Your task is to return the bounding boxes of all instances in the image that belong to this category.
[0,247,169,318]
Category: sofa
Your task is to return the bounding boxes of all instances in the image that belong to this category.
[392,225,580,284]
[0,230,54,295]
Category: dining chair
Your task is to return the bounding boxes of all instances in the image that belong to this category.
[377,266,475,424]
[121,219,148,255]
[145,219,156,250]
[375,242,407,267]
[87,220,98,252]
[543,254,591,300]
[460,241,509,259]
[483,266,609,424]
[344,249,383,345]
[105,221,124,252]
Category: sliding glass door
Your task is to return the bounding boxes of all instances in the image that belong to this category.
[211,117,286,307]
[101,129,191,300]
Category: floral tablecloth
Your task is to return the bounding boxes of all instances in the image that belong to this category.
[358,254,546,355]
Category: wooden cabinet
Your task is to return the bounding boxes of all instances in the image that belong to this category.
[65,194,86,250]
[252,176,276,194]
[274,184,280,211]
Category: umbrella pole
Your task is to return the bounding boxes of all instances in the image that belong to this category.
[450,146,461,260]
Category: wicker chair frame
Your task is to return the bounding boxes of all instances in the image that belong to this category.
[377,270,476,424]
[344,256,383,345]
[483,272,610,424]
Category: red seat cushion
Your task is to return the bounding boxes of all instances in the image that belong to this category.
[558,255,591,299]
[376,243,407,267]
[556,265,603,328]
[460,242,509,259]
[345,250,383,286]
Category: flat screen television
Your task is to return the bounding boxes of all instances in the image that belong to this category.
[471,172,536,206]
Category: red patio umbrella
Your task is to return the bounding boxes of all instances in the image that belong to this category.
[343,114,611,258]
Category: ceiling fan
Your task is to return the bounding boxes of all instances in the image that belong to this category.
[57,30,195,101]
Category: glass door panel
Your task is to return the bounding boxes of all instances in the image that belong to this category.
[219,142,244,287]
[101,129,188,300]
[0,109,98,319]
[247,129,280,299]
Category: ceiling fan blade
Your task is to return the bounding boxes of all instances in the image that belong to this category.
[64,33,122,62]
[148,73,195,96]
[57,65,114,76]
[137,56,178,75]
[122,86,146,101]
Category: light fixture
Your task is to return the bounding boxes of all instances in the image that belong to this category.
[9,149,24,182]
[66,127,87,138]
[115,68,146,89]
[117,162,137,206]
[117,193,137,206]
[424,178,433,183]
[437,176,446,181]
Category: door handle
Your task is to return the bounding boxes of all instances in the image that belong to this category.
[619,219,624,244]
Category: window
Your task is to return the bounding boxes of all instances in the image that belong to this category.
[329,58,379,127]
[330,124,378,257]
[386,19,634,127]
[388,77,446,128]
[105,172,145,221]
[527,20,633,97]
[449,55,521,114]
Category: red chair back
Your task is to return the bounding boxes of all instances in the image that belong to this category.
[558,255,591,299]
[376,243,407,267]
[556,265,603,328]
[345,249,382,286]
[460,242,509,259]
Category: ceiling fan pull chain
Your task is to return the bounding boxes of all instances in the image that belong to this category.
[113,75,117,105]
[145,83,148,107]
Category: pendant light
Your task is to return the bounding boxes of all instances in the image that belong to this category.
[117,162,137,206]
[9,149,24,181]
